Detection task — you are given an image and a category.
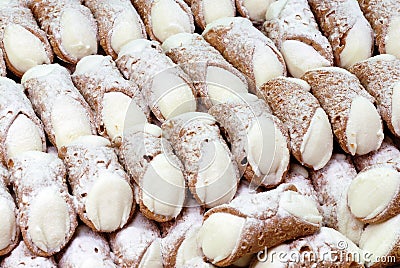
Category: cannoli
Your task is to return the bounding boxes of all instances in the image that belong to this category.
[0,164,18,256]
[161,206,214,267]
[0,45,6,77]
[0,77,46,165]
[119,123,186,222]
[0,0,53,77]
[131,0,194,42]
[116,39,196,122]
[197,183,322,266]
[162,112,239,207]
[308,0,373,68]
[263,0,334,78]
[302,67,384,156]
[83,0,146,59]
[357,0,400,58]
[59,135,134,232]
[28,0,98,64]
[0,241,57,268]
[9,151,77,257]
[110,212,163,268]
[189,0,236,30]
[208,94,290,189]
[203,17,286,92]
[353,138,400,172]
[350,55,400,137]
[21,64,96,149]
[235,0,275,24]
[359,213,400,267]
[162,33,249,109]
[252,227,365,267]
[284,164,319,203]
[260,77,333,170]
[311,154,364,244]
[347,164,400,224]
[57,225,117,267]
[72,55,150,145]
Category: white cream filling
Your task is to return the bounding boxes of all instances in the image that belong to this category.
[3,24,50,74]
[246,117,290,185]
[127,123,162,137]
[339,18,373,68]
[336,196,363,244]
[151,69,196,119]
[206,66,248,105]
[385,16,400,58]
[175,226,202,266]
[300,108,333,170]
[252,244,289,268]
[21,64,58,84]
[51,96,93,148]
[28,188,70,252]
[118,39,152,57]
[5,114,43,159]
[280,76,311,91]
[161,32,194,51]
[348,166,400,220]
[391,82,400,135]
[195,141,238,207]
[281,40,331,78]
[345,96,383,155]
[67,135,111,147]
[141,153,185,217]
[0,198,16,251]
[74,55,105,75]
[102,92,147,140]
[85,171,133,232]
[280,190,322,224]
[243,0,275,21]
[139,239,163,268]
[198,213,245,263]
[359,215,400,264]
[365,54,397,62]
[151,0,192,42]
[265,0,288,20]
[203,0,235,26]
[253,44,284,87]
[111,9,145,54]
[60,8,97,60]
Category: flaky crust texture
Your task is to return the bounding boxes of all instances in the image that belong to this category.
[0,1,53,77]
[23,66,97,148]
[350,57,400,137]
[165,33,248,110]
[357,0,400,54]
[9,153,77,257]
[84,0,146,59]
[0,82,46,165]
[203,184,320,266]
[261,78,320,167]
[119,129,184,222]
[264,0,333,64]
[29,0,98,63]
[308,0,373,66]
[131,0,194,42]
[203,18,286,93]
[59,143,134,231]
[302,68,376,154]
[71,55,150,143]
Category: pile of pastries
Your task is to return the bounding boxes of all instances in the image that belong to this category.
[0,0,399,267]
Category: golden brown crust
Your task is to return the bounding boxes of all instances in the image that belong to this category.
[260,77,321,167]
[29,0,98,64]
[302,68,376,155]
